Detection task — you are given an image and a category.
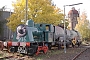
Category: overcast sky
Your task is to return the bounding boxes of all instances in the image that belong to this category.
[52,0,90,20]
[0,0,90,20]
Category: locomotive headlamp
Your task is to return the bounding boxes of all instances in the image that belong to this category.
[3,42,7,47]
[3,41,14,48]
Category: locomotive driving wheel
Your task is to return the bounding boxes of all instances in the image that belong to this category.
[27,48,35,56]
[27,45,38,56]
[58,42,61,50]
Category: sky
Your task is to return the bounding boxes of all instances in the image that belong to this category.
[0,0,90,20]
[52,0,90,20]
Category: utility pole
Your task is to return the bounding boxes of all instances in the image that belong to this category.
[63,5,66,53]
[25,0,28,23]
[9,9,11,40]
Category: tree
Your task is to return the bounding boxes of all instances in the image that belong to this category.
[7,0,63,31]
[75,11,90,41]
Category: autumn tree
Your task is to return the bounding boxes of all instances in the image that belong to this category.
[7,0,63,31]
[75,11,90,41]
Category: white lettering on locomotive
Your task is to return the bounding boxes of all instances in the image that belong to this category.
[18,36,26,42]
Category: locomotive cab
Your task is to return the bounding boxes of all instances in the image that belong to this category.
[34,23,54,42]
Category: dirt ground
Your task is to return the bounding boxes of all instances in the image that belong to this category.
[0,44,89,60]
[35,45,87,60]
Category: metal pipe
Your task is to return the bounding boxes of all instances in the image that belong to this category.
[63,5,66,53]
[65,3,83,6]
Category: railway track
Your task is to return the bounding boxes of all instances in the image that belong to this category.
[72,45,90,60]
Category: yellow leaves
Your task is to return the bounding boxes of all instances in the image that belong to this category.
[75,11,90,40]
[53,7,62,14]
[7,0,64,31]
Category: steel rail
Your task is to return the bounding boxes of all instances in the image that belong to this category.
[72,47,90,60]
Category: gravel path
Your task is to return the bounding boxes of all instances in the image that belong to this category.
[42,46,89,60]
[75,48,90,60]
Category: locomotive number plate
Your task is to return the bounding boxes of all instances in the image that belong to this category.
[18,47,26,53]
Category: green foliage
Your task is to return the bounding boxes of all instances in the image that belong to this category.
[75,11,90,41]
[59,19,69,28]
[7,0,64,31]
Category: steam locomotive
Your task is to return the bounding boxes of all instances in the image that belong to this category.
[3,19,81,55]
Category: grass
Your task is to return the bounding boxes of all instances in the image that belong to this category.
[34,49,64,60]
